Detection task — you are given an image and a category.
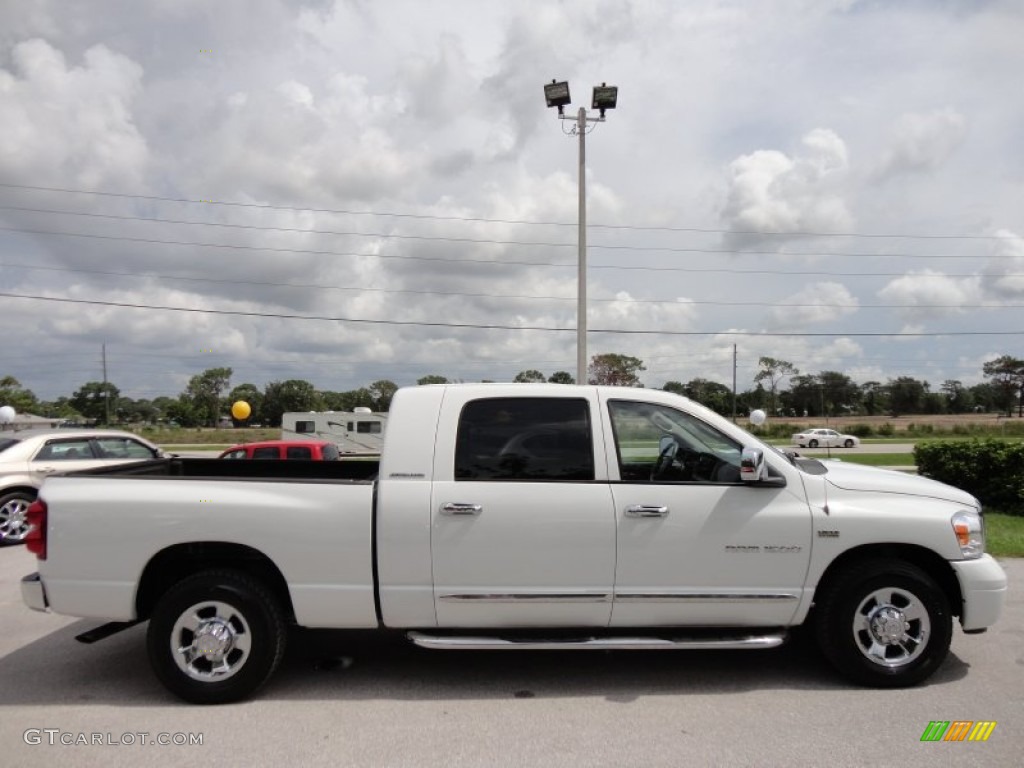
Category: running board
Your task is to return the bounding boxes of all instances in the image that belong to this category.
[406,631,787,651]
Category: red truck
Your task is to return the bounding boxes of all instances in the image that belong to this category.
[218,440,340,461]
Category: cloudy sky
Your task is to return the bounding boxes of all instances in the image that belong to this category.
[1,0,1022,402]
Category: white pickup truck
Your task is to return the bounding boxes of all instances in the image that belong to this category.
[20,384,1007,704]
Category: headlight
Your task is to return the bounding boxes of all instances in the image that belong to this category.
[951,510,985,559]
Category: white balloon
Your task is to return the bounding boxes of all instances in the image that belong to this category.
[749,409,767,426]
[0,405,15,424]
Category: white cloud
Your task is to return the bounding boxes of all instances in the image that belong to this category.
[0,38,147,188]
[765,281,859,328]
[874,107,967,180]
[877,269,983,322]
[719,129,853,248]
[981,230,1024,298]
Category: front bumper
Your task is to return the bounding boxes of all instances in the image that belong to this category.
[21,572,49,613]
[951,554,1007,631]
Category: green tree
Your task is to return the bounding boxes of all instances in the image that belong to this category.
[0,375,40,414]
[982,355,1024,416]
[182,367,233,427]
[754,357,799,416]
[262,379,322,427]
[548,371,575,384]
[417,375,449,385]
[70,381,120,424]
[662,381,687,396]
[514,369,546,383]
[860,381,887,416]
[367,379,398,411]
[682,378,732,415]
[888,376,928,416]
[37,397,82,420]
[588,353,645,387]
[941,380,972,414]
[322,388,374,412]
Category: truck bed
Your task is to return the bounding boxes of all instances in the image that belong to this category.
[69,456,381,482]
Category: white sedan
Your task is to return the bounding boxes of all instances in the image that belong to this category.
[791,428,860,449]
[0,428,166,544]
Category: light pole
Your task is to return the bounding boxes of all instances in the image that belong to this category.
[544,80,618,385]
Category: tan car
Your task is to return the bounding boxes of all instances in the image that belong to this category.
[0,428,166,544]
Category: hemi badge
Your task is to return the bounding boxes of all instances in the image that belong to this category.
[818,530,840,538]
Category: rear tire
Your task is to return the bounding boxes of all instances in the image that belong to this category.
[146,569,287,704]
[814,559,951,688]
[808,439,818,448]
[0,490,35,545]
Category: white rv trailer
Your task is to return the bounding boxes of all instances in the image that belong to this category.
[280,407,387,454]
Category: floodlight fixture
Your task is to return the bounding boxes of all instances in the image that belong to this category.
[544,79,571,115]
[591,83,617,117]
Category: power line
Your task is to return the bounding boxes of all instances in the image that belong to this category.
[0,206,1009,258]
[0,181,1015,241]
[7,261,1024,309]
[8,262,1024,309]
[3,292,1024,337]
[0,226,1014,278]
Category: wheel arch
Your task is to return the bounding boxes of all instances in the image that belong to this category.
[0,485,39,500]
[135,542,295,623]
[812,543,963,618]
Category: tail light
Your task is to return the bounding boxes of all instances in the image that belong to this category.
[24,499,47,560]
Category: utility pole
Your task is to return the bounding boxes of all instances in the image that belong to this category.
[732,344,738,423]
[544,80,619,385]
[102,343,110,425]
[576,105,587,385]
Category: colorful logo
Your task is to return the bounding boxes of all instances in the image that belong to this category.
[920,721,997,742]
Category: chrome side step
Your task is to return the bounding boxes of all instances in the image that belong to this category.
[406,631,787,651]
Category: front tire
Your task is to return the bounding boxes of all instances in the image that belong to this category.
[147,569,287,704]
[814,559,951,688]
[808,439,819,448]
[0,490,35,545]
[844,439,855,448]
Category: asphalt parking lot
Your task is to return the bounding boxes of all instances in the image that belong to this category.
[1,545,1021,767]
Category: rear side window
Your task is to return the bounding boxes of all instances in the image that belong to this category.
[94,437,158,459]
[34,439,95,461]
[295,421,315,434]
[0,438,19,454]
[286,446,313,460]
[251,447,280,459]
[356,421,382,434]
[455,397,594,481]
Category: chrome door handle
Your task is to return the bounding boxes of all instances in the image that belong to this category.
[625,505,669,518]
[440,502,483,516]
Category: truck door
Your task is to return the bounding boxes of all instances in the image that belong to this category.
[429,392,616,627]
[600,395,812,627]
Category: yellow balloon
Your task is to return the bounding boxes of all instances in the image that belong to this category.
[231,400,251,420]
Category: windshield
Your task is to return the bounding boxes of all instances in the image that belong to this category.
[0,438,20,454]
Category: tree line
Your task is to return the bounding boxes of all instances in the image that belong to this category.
[3,352,1024,428]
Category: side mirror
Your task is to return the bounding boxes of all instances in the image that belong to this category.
[740,447,765,482]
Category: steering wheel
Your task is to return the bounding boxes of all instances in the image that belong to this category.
[650,439,679,481]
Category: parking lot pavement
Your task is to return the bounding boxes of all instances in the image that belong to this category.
[1,545,1020,767]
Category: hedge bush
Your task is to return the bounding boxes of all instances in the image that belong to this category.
[914,439,1024,514]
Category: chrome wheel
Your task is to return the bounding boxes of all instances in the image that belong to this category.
[148,570,287,703]
[816,559,950,687]
[170,600,253,682]
[852,587,930,668]
[0,495,31,543]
